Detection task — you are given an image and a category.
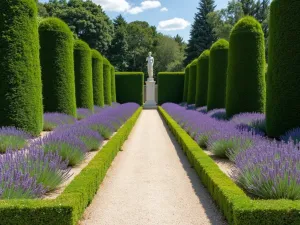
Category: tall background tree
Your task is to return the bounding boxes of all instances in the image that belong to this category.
[184,0,216,65]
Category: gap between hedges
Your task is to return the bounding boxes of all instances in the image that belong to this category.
[158,106,300,225]
[0,107,142,225]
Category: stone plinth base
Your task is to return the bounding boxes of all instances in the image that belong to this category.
[144,79,157,109]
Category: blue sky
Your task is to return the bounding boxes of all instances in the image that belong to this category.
[39,0,229,41]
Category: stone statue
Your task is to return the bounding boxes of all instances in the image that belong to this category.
[146,52,154,80]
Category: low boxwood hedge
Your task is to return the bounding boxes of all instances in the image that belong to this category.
[158,106,300,225]
[0,107,142,225]
[157,72,185,105]
[115,72,144,105]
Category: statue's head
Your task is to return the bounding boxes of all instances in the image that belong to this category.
[148,52,152,56]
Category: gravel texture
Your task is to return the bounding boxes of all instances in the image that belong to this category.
[80,110,226,225]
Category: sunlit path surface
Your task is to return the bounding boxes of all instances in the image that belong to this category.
[80,110,226,225]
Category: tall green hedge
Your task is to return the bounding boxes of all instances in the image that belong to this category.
[187,60,198,105]
[226,16,266,118]
[183,64,190,102]
[103,58,112,106]
[111,66,116,102]
[74,40,93,111]
[195,50,210,107]
[207,40,229,111]
[115,72,144,105]
[266,0,300,137]
[158,72,185,105]
[0,0,43,135]
[39,18,77,117]
[91,49,104,107]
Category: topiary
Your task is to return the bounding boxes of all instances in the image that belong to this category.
[226,16,266,118]
[103,57,112,106]
[39,18,77,117]
[111,66,116,102]
[195,50,210,107]
[74,40,93,111]
[207,39,229,111]
[91,49,104,107]
[0,0,43,136]
[266,0,300,137]
[187,60,198,105]
[183,64,190,102]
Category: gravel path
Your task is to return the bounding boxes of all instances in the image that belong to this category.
[80,110,226,225]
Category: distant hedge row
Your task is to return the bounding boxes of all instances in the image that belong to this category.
[0,9,116,135]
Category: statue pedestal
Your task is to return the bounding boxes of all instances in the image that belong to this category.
[144,78,157,109]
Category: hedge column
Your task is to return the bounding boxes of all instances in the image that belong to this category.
[39,18,77,117]
[74,40,93,111]
[0,0,43,135]
[207,40,229,111]
[226,17,266,118]
[183,65,190,102]
[187,60,197,105]
[195,50,210,108]
[92,49,104,107]
[111,66,116,102]
[266,0,300,137]
[103,58,112,106]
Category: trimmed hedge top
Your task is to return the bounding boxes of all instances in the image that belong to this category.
[39,17,71,33]
[191,59,198,66]
[231,16,263,35]
[115,72,144,76]
[158,72,185,75]
[91,49,103,61]
[211,38,229,50]
[103,57,110,65]
[74,39,90,51]
[198,49,210,60]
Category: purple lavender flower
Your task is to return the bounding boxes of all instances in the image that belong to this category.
[230,112,266,134]
[43,113,76,131]
[207,108,227,121]
[197,106,208,114]
[281,128,300,144]
[77,108,93,120]
[0,127,32,153]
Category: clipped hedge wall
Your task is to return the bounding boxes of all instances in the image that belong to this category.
[207,40,229,111]
[39,18,77,117]
[226,16,266,118]
[0,0,43,135]
[266,0,300,137]
[74,40,93,111]
[103,58,112,106]
[111,66,116,102]
[115,72,144,105]
[157,72,185,105]
[159,106,300,225]
[187,60,198,105]
[183,64,190,102]
[195,50,210,107]
[0,107,142,225]
[91,49,104,107]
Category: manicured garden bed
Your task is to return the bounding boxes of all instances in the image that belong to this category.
[159,105,300,225]
[0,104,142,225]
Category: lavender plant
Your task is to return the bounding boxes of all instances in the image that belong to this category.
[43,113,76,131]
[77,108,93,120]
[207,108,227,121]
[281,128,300,144]
[0,127,32,153]
[230,112,266,134]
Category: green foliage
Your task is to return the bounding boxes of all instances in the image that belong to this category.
[207,40,229,111]
[115,72,144,105]
[111,66,116,102]
[266,0,300,137]
[0,0,43,136]
[157,72,185,105]
[43,0,114,54]
[74,40,94,111]
[195,50,210,107]
[0,108,142,225]
[187,60,198,104]
[185,0,216,65]
[183,65,191,102]
[103,58,112,106]
[159,106,300,225]
[91,49,104,107]
[226,17,266,118]
[39,18,77,117]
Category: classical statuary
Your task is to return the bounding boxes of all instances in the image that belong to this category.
[146,52,154,80]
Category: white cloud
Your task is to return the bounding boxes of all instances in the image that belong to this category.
[127,6,144,14]
[157,18,190,31]
[160,7,168,12]
[141,1,161,10]
[92,0,130,12]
